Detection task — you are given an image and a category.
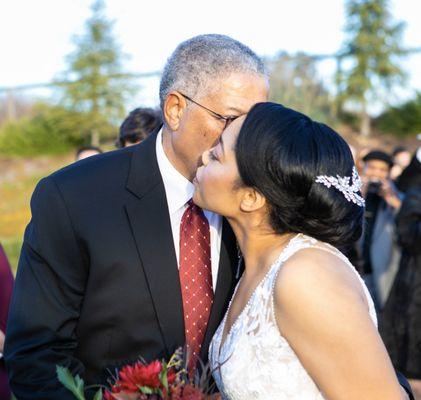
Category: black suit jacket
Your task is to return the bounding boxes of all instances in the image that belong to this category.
[4,131,239,399]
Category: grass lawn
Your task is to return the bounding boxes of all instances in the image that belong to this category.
[0,154,74,274]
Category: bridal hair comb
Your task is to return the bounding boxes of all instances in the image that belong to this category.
[315,166,365,207]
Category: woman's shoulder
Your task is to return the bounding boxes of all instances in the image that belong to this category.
[282,236,357,280]
[274,239,367,319]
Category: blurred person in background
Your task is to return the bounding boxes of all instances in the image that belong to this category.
[396,148,421,193]
[75,146,103,161]
[115,107,162,148]
[353,146,370,175]
[359,150,403,309]
[391,147,412,181]
[380,162,421,399]
[0,245,14,400]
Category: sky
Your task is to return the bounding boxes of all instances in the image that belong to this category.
[0,0,420,109]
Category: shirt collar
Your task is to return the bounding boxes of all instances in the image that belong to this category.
[156,128,195,215]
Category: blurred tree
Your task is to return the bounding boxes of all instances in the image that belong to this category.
[339,0,405,136]
[0,95,36,126]
[61,0,135,145]
[268,52,334,123]
[376,92,421,137]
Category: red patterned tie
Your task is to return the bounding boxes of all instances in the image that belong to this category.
[179,199,213,374]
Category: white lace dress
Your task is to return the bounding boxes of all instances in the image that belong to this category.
[209,234,377,400]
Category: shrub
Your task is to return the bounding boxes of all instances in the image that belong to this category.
[0,103,115,156]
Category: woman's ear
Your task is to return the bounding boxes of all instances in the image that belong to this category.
[239,188,266,213]
[163,92,186,131]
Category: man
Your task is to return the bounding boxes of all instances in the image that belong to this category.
[4,34,268,399]
[116,107,162,148]
[360,150,403,309]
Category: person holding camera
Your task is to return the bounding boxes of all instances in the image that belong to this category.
[358,150,403,310]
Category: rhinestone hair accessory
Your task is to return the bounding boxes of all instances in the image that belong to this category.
[315,166,365,207]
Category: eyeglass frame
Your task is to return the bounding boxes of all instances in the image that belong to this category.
[178,91,241,130]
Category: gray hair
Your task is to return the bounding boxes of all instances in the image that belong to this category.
[159,34,266,109]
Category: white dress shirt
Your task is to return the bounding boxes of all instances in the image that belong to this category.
[156,129,222,291]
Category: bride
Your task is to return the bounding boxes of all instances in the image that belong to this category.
[193,102,407,399]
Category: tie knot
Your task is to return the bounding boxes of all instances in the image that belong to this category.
[182,199,207,224]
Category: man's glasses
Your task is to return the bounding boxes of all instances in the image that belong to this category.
[178,92,240,130]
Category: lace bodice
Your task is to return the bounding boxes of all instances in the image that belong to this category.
[209,234,377,400]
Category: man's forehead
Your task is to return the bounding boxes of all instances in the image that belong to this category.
[366,159,390,168]
[206,79,267,112]
[208,72,267,92]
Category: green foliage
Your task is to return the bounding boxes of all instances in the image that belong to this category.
[337,110,360,131]
[338,0,406,135]
[56,366,86,400]
[56,366,102,400]
[376,92,421,137]
[61,0,135,144]
[93,390,103,400]
[0,103,110,156]
[268,52,334,124]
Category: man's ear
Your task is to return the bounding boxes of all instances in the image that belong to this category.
[163,92,186,131]
[239,188,266,213]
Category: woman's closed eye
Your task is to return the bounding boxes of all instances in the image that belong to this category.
[209,149,219,161]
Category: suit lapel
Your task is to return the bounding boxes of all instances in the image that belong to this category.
[201,219,238,361]
[125,130,185,357]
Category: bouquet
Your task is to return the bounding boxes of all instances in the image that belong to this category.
[57,348,215,400]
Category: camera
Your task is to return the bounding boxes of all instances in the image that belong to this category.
[367,180,382,195]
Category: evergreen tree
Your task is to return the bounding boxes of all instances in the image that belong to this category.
[340,0,405,136]
[62,0,135,145]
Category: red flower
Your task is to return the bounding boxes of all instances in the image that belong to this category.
[180,384,205,400]
[104,390,113,400]
[104,390,147,400]
[167,369,177,385]
[117,360,163,392]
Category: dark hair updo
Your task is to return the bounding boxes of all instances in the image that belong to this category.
[235,102,364,248]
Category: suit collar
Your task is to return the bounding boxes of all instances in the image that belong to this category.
[126,127,162,200]
[155,128,194,215]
